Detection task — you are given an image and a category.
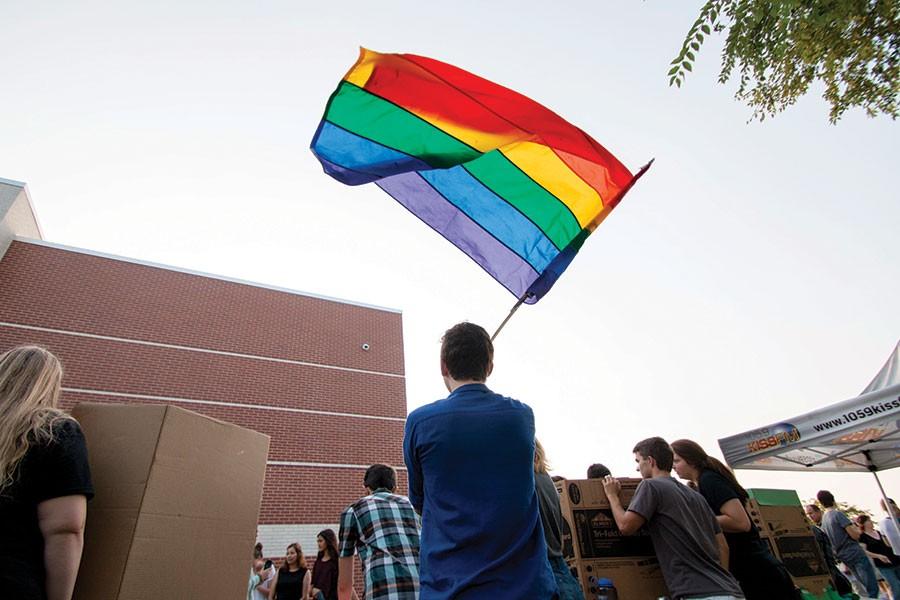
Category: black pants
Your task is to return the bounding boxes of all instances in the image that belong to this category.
[731,540,800,600]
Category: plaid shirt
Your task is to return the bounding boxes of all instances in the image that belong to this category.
[338,489,420,600]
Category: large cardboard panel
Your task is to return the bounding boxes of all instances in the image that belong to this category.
[572,558,669,600]
[72,403,270,599]
[72,404,167,600]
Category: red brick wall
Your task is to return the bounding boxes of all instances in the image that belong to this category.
[0,241,409,532]
[0,241,405,374]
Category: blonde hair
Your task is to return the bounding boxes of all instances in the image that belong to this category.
[0,346,68,494]
[534,438,550,474]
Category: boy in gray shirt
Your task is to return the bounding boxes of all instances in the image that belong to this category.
[603,437,744,600]
[817,489,879,598]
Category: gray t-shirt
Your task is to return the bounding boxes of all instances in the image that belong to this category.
[822,508,867,564]
[628,476,744,599]
[534,471,563,557]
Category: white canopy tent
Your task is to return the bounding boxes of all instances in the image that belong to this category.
[718,341,900,519]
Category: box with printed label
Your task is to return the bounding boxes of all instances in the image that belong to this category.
[557,478,668,599]
[748,489,831,595]
[747,499,811,536]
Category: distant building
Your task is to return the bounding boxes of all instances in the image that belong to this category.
[0,177,408,558]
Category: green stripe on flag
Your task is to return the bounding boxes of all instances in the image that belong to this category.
[465,151,581,251]
[326,82,481,168]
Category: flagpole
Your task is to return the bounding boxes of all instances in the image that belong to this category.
[491,292,531,341]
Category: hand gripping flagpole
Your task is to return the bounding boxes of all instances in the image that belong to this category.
[491,292,532,341]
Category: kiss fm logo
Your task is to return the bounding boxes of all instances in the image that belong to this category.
[747,423,801,453]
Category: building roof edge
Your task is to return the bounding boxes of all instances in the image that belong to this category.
[12,237,403,314]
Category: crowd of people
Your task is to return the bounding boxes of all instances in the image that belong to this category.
[3,330,900,600]
[805,493,900,599]
[252,323,900,600]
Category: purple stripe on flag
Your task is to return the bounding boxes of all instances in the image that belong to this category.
[376,172,539,299]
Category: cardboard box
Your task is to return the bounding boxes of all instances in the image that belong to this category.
[72,403,270,600]
[747,499,811,536]
[556,478,656,561]
[757,530,832,595]
[557,479,668,599]
[748,489,831,595]
[572,557,669,599]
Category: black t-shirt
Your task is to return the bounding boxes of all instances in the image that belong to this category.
[275,566,308,600]
[0,419,94,600]
[697,469,760,563]
[860,531,900,567]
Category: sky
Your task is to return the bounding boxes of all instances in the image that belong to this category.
[2,1,898,513]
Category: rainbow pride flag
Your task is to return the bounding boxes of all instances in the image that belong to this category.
[310,48,649,303]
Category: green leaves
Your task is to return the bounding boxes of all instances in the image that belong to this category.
[667,0,727,90]
[666,0,900,123]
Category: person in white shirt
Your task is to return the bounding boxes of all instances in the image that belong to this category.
[879,498,900,558]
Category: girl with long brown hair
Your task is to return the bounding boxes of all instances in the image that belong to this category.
[309,529,339,600]
[671,439,797,599]
[0,345,94,600]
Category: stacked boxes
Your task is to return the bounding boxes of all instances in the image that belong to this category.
[747,488,832,595]
[556,478,669,599]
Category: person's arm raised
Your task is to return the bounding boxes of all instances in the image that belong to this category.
[38,495,87,600]
[602,476,646,536]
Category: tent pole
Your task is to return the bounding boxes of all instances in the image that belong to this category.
[872,469,899,525]
[863,450,900,526]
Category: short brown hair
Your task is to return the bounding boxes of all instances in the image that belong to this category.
[364,464,396,491]
[817,490,836,508]
[440,322,493,382]
[633,437,673,471]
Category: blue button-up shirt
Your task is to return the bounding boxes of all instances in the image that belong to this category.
[403,383,557,599]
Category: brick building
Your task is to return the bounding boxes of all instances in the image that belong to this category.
[0,178,409,561]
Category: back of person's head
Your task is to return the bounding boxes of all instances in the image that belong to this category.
[254,542,264,559]
[881,498,897,512]
[534,438,549,474]
[671,438,748,500]
[817,490,836,508]
[0,346,67,494]
[440,322,493,382]
[632,437,674,472]
[587,463,611,479]
[317,528,339,560]
[856,514,870,527]
[364,463,396,492]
